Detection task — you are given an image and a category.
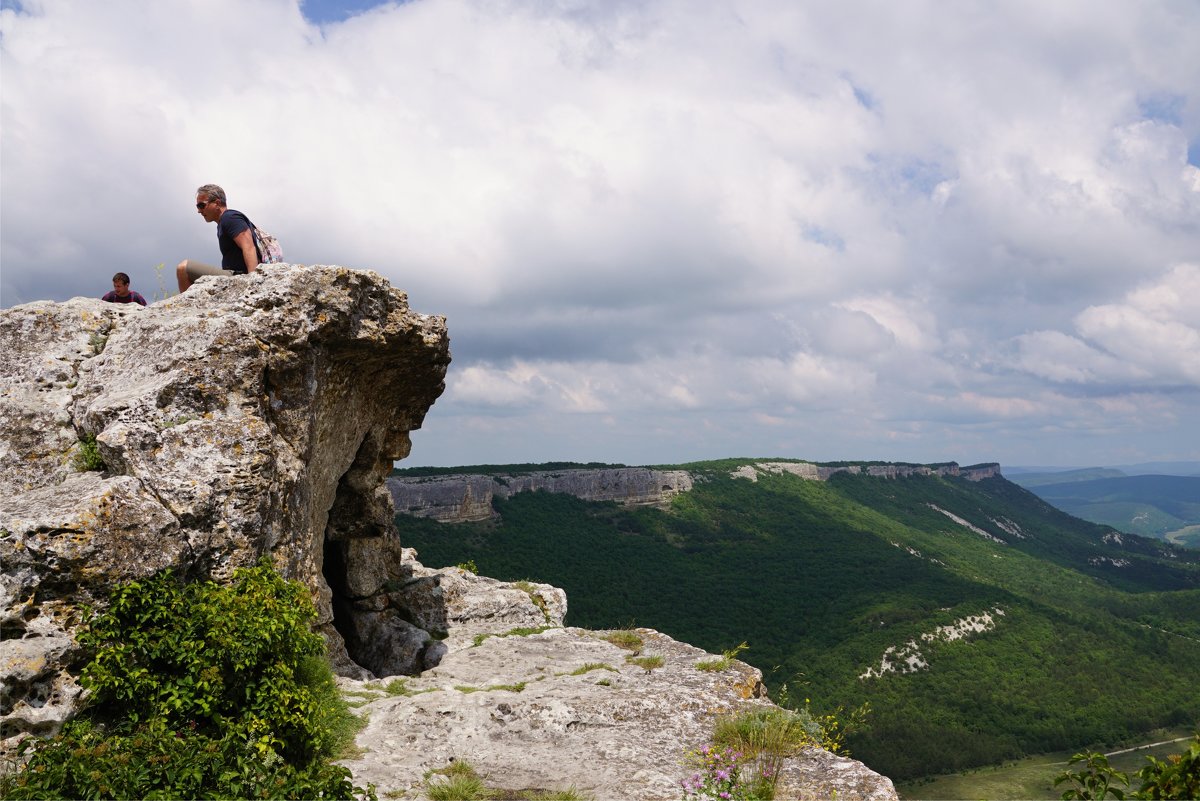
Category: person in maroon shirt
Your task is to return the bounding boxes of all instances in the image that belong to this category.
[101,272,147,306]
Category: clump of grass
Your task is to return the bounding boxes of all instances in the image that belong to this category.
[385,678,413,696]
[473,625,552,648]
[567,663,617,676]
[602,630,643,652]
[457,559,478,574]
[695,642,749,672]
[595,678,612,687]
[626,655,664,674]
[422,760,592,801]
[710,706,824,799]
[453,682,525,694]
[488,682,526,693]
[512,579,552,622]
[425,760,486,800]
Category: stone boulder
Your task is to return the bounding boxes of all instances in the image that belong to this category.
[0,265,452,746]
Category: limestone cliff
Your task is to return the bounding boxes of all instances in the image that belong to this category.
[1,265,451,739]
[388,467,693,522]
[390,461,1001,523]
[732,461,1003,482]
[0,267,897,799]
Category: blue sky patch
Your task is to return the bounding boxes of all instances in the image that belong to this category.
[302,0,395,26]
[1137,92,1184,126]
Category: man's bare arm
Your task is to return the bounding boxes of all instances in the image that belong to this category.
[233,228,259,274]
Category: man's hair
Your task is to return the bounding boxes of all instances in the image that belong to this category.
[196,184,227,205]
[112,272,131,284]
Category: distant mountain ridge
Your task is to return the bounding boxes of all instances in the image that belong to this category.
[1008,461,1200,477]
[1009,468,1200,548]
[389,460,1002,523]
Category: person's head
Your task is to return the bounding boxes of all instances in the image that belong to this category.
[195,183,227,223]
[112,272,131,297]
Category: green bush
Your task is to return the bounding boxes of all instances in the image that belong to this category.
[1135,734,1200,800]
[1053,736,1200,800]
[5,560,374,800]
[72,433,105,472]
[1055,751,1128,800]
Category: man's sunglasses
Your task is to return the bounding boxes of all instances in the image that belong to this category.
[196,200,211,210]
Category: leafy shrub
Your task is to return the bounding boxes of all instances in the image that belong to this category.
[1054,737,1200,801]
[72,433,105,472]
[1136,733,1200,799]
[1055,751,1128,800]
[5,560,374,800]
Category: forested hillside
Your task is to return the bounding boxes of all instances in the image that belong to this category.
[394,459,1200,781]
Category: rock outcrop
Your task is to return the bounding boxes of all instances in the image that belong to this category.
[388,467,694,522]
[338,558,897,800]
[1,265,452,744]
[0,267,897,799]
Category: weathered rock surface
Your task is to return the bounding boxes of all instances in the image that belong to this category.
[339,614,896,801]
[388,467,694,522]
[0,265,451,744]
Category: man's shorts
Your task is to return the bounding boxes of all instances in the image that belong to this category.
[182,260,235,281]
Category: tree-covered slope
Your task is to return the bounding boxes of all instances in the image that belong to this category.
[394,460,1200,781]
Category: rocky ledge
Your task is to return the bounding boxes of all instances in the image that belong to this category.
[342,551,897,801]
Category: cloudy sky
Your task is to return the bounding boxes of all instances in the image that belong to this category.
[2,0,1198,469]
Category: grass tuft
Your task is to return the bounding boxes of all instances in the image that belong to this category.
[568,663,617,676]
[625,655,664,673]
[602,630,643,652]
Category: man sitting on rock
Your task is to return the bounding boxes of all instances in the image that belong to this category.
[101,272,148,306]
[176,184,262,292]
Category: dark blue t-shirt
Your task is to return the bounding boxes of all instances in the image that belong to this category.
[217,210,261,273]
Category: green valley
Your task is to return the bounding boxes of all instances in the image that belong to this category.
[1009,470,1200,547]
[392,459,1200,782]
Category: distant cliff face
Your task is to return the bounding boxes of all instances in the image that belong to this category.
[388,467,694,522]
[391,461,1001,523]
[733,461,1003,482]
